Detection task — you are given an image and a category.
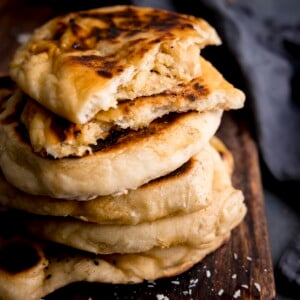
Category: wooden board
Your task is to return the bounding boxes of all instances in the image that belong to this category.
[0,1,276,299]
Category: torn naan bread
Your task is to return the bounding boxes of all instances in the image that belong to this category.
[20,57,244,158]
[10,5,220,124]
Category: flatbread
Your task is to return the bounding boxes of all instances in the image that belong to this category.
[10,5,221,124]
[0,216,229,300]
[20,57,245,158]
[20,146,246,254]
[0,86,221,199]
[0,147,214,225]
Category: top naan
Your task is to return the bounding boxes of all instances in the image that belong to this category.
[10,5,221,124]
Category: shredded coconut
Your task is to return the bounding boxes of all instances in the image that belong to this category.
[189,278,199,288]
[241,284,249,289]
[232,274,237,279]
[254,282,261,293]
[206,270,211,278]
[233,289,241,298]
[156,294,169,300]
[218,289,224,296]
[17,33,31,44]
[171,280,180,285]
[246,256,252,261]
[233,253,238,260]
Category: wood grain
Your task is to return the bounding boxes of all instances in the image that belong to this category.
[0,1,275,298]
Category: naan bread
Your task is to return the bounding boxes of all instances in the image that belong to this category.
[10,5,221,124]
[21,146,246,254]
[0,89,222,199]
[0,147,214,225]
[0,218,229,300]
[20,57,245,158]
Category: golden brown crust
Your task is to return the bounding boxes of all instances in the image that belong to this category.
[10,5,221,123]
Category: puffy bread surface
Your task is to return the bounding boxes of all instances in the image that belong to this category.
[0,147,214,225]
[0,90,222,199]
[21,146,246,254]
[20,57,245,158]
[10,5,221,123]
[0,218,230,300]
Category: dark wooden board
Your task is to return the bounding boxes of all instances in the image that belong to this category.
[0,1,275,299]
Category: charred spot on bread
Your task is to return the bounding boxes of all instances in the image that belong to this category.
[90,112,184,154]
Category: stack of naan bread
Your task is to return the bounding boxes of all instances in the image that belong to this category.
[0,5,246,300]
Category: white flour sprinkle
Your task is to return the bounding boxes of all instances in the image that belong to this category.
[232,274,237,279]
[156,294,169,300]
[206,270,211,278]
[254,282,261,293]
[189,278,199,288]
[218,289,224,296]
[233,289,241,298]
